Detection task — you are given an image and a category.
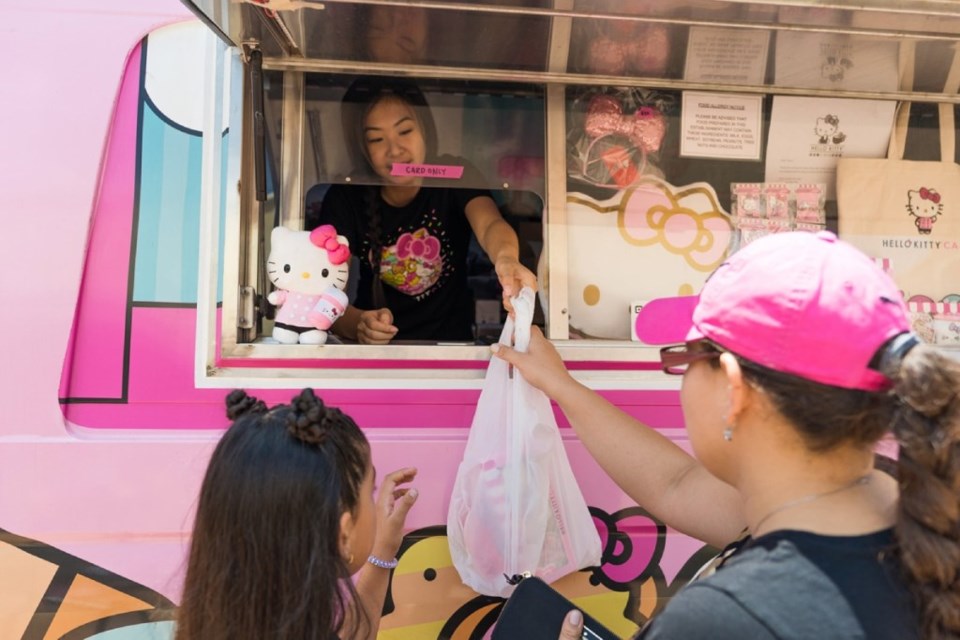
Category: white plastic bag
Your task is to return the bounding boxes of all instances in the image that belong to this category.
[447,287,602,597]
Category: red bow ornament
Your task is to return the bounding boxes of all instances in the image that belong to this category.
[584,95,666,154]
[919,187,941,204]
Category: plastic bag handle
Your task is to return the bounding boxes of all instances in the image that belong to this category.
[499,287,536,353]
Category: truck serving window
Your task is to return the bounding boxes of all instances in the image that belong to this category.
[190,3,960,389]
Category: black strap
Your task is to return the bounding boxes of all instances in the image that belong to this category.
[871,332,921,375]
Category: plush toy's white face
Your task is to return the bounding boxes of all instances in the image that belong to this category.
[267,227,350,296]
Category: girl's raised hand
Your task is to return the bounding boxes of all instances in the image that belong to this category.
[371,467,418,559]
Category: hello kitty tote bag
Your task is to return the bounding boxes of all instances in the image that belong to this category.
[446,288,601,598]
[837,101,960,304]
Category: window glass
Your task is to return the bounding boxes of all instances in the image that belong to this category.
[247,74,546,347]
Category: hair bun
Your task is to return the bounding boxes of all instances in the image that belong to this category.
[287,388,338,446]
[225,389,267,420]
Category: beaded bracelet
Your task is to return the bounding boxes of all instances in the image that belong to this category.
[367,554,399,570]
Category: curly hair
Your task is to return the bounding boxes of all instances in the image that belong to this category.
[176,388,371,640]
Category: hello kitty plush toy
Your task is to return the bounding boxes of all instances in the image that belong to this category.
[267,225,350,345]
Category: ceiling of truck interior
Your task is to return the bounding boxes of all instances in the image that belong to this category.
[182,0,960,96]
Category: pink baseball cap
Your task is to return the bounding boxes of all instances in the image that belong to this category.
[636,231,911,391]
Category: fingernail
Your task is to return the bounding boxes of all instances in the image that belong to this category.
[569,610,582,625]
[409,488,419,500]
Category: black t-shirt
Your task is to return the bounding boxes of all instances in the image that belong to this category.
[638,529,918,640]
[308,179,487,341]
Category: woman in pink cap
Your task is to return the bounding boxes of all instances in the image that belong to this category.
[493,231,960,640]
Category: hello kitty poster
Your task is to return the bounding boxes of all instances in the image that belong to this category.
[765,96,896,200]
[559,177,734,340]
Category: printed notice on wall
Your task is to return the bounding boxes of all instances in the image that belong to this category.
[680,92,763,160]
[765,96,896,199]
[684,27,770,85]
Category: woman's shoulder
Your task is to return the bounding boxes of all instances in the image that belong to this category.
[680,529,914,639]
[323,182,374,204]
[638,581,777,639]
[645,545,865,640]
[305,182,373,231]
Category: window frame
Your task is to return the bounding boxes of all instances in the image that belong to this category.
[196,25,960,390]
[197,57,669,390]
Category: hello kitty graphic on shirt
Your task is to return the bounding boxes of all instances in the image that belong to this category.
[907,187,943,235]
[380,227,444,296]
[378,208,453,299]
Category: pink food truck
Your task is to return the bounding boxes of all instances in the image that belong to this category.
[3,0,959,637]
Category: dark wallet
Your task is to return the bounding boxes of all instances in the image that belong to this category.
[491,576,621,640]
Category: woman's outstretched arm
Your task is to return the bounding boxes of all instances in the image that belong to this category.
[493,328,745,548]
[463,195,538,301]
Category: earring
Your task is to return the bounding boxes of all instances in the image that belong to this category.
[347,552,354,565]
[723,427,733,442]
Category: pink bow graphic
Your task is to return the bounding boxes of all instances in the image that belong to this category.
[621,181,732,270]
[309,224,351,265]
[584,95,666,154]
[396,229,440,260]
[919,187,941,204]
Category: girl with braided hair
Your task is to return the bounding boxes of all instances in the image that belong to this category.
[494,231,960,640]
[306,76,537,344]
[175,388,418,640]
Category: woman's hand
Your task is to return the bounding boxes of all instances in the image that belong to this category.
[491,326,575,398]
[494,255,538,298]
[371,467,418,560]
[494,256,538,312]
[357,308,399,344]
[559,610,585,639]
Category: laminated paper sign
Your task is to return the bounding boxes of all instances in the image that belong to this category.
[765,96,896,200]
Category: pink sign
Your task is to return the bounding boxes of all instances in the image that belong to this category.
[391,163,464,179]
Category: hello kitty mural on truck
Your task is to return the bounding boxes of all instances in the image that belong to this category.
[0,2,710,638]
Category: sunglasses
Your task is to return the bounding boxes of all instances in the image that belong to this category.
[659,342,722,375]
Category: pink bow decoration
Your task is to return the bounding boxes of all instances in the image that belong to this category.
[309,224,351,265]
[584,95,666,154]
[396,229,441,261]
[919,187,941,204]
[622,182,732,271]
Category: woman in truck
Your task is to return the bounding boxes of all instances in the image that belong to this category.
[306,77,537,345]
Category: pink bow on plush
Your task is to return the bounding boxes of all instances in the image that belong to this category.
[584,95,666,154]
[919,187,941,204]
[309,225,351,265]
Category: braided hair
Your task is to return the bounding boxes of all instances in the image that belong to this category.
[176,389,372,640]
[883,345,960,639]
